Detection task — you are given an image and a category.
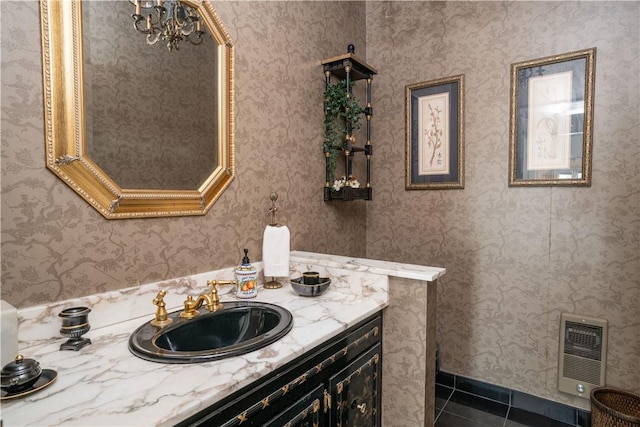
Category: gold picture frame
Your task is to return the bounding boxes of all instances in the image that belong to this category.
[509,48,596,187]
[405,75,465,190]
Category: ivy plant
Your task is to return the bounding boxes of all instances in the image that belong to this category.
[323,80,365,184]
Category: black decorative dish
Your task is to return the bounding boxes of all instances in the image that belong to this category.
[1,354,42,392]
[1,369,57,400]
[290,277,331,297]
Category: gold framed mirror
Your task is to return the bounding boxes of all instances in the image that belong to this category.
[40,0,234,219]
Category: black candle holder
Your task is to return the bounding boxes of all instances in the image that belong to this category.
[59,307,92,351]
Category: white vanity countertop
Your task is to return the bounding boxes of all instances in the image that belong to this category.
[1,267,389,427]
[291,251,446,282]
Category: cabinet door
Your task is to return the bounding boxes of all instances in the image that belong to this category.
[263,384,325,427]
[329,343,382,427]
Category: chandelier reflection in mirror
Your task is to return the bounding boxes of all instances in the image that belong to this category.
[130,0,206,51]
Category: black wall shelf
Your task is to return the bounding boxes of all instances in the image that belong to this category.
[322,44,377,202]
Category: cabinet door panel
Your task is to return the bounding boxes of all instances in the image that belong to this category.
[329,343,381,427]
[263,384,325,427]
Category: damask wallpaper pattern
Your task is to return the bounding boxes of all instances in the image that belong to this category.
[1,1,367,306]
[366,0,639,410]
[1,0,638,413]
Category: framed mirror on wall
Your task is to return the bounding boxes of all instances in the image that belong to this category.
[40,0,235,219]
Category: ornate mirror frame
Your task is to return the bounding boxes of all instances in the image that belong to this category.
[40,0,234,219]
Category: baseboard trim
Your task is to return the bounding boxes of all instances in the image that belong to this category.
[436,371,591,427]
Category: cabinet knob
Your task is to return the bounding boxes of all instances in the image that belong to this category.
[351,400,367,414]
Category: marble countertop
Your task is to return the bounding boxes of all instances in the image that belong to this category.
[1,264,389,426]
[290,251,446,282]
[1,253,445,426]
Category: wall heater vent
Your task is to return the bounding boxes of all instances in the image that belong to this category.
[558,313,608,399]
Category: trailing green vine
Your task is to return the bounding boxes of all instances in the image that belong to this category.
[324,80,365,184]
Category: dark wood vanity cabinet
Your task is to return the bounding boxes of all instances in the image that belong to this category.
[177,312,382,427]
[329,344,381,426]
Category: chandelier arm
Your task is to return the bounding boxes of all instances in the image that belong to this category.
[187,32,203,46]
[132,14,147,33]
[153,5,167,23]
[146,31,161,46]
[180,23,194,37]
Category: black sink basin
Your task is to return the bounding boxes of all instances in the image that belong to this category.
[128,301,293,363]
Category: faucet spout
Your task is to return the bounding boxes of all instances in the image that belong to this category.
[179,280,230,319]
[194,293,215,311]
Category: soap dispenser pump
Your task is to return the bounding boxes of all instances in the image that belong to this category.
[235,249,258,299]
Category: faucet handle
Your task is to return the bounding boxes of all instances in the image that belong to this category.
[150,290,173,327]
[205,280,224,311]
[209,279,236,287]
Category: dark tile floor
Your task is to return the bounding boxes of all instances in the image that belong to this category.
[435,377,590,427]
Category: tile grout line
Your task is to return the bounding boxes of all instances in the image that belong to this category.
[434,373,458,425]
[503,405,512,427]
[435,382,455,424]
[503,388,513,427]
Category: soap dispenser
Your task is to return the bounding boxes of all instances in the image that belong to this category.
[235,249,258,299]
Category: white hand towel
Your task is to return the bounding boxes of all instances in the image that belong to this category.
[262,225,290,277]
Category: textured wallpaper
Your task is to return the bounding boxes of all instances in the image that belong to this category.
[2,0,638,412]
[366,0,639,409]
[1,1,367,307]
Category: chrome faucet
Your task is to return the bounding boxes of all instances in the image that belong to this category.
[179,280,235,319]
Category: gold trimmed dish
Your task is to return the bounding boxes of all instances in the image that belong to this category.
[1,369,57,400]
